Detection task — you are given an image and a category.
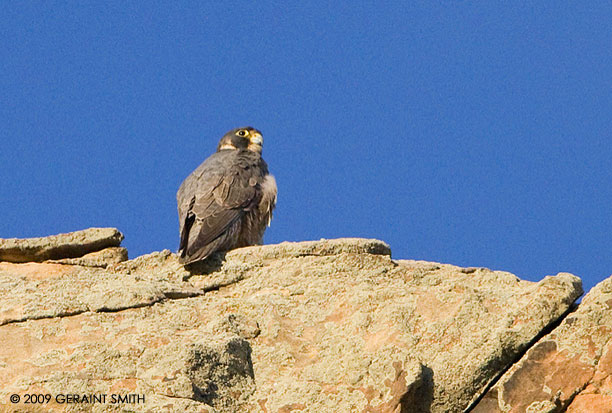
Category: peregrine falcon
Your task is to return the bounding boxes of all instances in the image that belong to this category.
[176,127,277,265]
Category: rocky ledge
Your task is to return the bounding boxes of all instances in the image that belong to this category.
[0,229,608,412]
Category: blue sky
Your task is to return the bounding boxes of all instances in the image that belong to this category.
[1,2,611,295]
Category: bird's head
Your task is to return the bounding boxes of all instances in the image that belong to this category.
[216,127,264,154]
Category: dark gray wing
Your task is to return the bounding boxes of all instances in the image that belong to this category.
[177,151,261,263]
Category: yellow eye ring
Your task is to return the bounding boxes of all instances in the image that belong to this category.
[237,130,248,137]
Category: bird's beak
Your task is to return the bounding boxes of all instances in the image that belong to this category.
[249,132,263,146]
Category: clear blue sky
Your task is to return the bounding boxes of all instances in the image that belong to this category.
[1,2,611,295]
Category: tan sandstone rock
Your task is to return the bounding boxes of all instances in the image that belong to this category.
[0,250,197,325]
[0,228,124,263]
[472,274,612,413]
[0,237,582,412]
[47,247,129,268]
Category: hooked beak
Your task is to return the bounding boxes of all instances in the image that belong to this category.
[249,132,263,146]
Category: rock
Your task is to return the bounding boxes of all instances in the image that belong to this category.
[47,247,128,267]
[139,335,256,411]
[0,228,124,263]
[0,250,196,325]
[472,274,612,413]
[0,238,583,412]
[230,237,393,259]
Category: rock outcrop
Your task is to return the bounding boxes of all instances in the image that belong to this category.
[0,229,602,412]
[0,228,126,266]
[473,274,612,412]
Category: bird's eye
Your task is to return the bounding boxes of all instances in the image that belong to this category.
[237,130,248,137]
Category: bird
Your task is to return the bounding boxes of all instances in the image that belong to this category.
[176,126,277,265]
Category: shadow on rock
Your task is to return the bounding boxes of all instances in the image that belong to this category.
[183,252,227,276]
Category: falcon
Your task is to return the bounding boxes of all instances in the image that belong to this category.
[176,127,277,265]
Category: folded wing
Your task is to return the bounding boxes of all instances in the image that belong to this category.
[177,151,260,263]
